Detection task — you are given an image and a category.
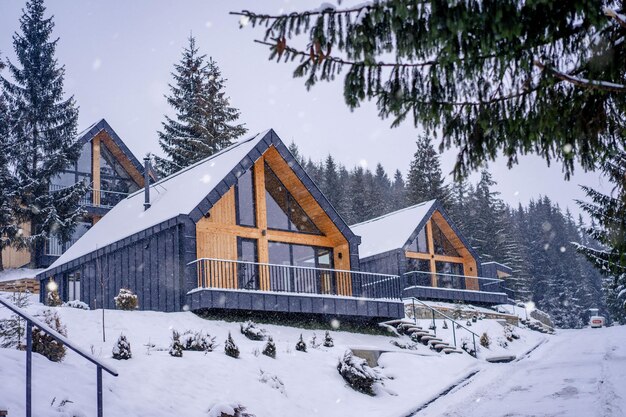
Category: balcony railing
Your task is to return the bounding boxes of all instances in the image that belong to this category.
[49,184,128,209]
[403,270,512,296]
[190,258,402,300]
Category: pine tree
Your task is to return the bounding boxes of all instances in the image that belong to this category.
[323,330,334,348]
[169,330,183,357]
[1,0,85,265]
[0,290,30,349]
[0,54,19,272]
[406,136,449,206]
[390,169,407,211]
[262,336,276,359]
[112,333,132,360]
[295,334,307,352]
[155,35,246,177]
[322,155,342,209]
[576,151,626,323]
[224,332,240,358]
[237,2,621,181]
[371,163,391,217]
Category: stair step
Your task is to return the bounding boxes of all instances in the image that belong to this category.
[431,341,449,347]
[443,348,463,354]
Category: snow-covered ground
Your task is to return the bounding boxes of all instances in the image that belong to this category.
[1,293,621,417]
[419,326,626,417]
[0,268,43,283]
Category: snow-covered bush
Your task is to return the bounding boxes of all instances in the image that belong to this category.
[112,333,132,360]
[0,290,30,349]
[169,330,183,357]
[239,321,266,341]
[309,333,320,348]
[504,325,520,341]
[207,402,255,417]
[32,309,67,362]
[181,330,216,352]
[442,320,449,329]
[262,336,276,358]
[337,350,382,396]
[497,337,509,349]
[46,289,62,307]
[295,334,307,352]
[466,320,472,327]
[114,288,138,310]
[225,332,240,358]
[259,370,286,395]
[460,338,476,356]
[480,332,491,348]
[62,300,89,310]
[323,330,334,347]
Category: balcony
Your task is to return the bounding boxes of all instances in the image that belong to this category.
[186,258,405,319]
[402,270,513,305]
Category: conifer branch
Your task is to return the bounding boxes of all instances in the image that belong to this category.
[534,60,626,93]
[603,8,626,29]
[231,5,370,20]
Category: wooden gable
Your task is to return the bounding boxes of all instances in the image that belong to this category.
[195,145,351,292]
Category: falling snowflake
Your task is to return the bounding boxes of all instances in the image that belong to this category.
[92,58,102,70]
[331,318,340,329]
[239,16,250,27]
[201,174,211,184]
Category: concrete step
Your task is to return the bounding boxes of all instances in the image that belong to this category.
[442,347,463,354]
[429,339,448,347]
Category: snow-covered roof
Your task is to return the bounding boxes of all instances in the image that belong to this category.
[350,200,436,258]
[47,131,269,270]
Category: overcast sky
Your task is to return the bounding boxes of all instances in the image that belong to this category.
[0,0,610,219]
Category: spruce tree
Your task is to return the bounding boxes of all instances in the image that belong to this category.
[406,136,449,206]
[0,54,19,272]
[1,0,85,265]
[371,163,391,217]
[236,2,621,181]
[576,151,626,323]
[390,169,407,212]
[155,36,246,177]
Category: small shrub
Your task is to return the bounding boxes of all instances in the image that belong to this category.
[114,288,138,311]
[466,320,472,327]
[497,337,509,349]
[240,321,266,341]
[225,332,240,358]
[480,332,491,348]
[169,330,183,357]
[504,325,520,341]
[442,320,448,329]
[323,330,334,348]
[295,334,307,352]
[112,333,132,360]
[259,370,286,395]
[181,330,216,352]
[337,350,382,395]
[0,290,30,349]
[62,300,89,310]
[47,290,62,307]
[471,315,478,323]
[32,309,67,362]
[309,333,319,348]
[207,402,255,417]
[262,336,276,359]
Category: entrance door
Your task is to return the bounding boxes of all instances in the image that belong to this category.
[237,238,259,289]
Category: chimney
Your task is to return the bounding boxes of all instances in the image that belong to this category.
[143,157,151,210]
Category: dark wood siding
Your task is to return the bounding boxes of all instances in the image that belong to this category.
[67,221,188,312]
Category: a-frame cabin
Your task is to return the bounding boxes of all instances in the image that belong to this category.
[37,130,403,319]
[351,201,511,305]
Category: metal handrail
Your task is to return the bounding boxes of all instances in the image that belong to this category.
[0,295,118,417]
[406,296,480,357]
[188,257,399,277]
[189,258,402,300]
[403,270,505,283]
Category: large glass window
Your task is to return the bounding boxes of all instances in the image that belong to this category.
[235,169,256,227]
[406,227,429,253]
[99,144,139,206]
[268,241,333,293]
[431,221,461,257]
[264,164,321,234]
[46,220,91,256]
[435,261,465,289]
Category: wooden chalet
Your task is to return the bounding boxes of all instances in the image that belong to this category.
[351,201,512,305]
[37,130,404,319]
[1,119,150,272]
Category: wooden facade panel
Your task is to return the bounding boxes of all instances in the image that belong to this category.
[1,222,32,268]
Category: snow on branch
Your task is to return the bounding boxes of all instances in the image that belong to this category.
[534,60,626,93]
[603,7,626,29]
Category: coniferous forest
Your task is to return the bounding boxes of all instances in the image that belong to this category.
[290,137,608,329]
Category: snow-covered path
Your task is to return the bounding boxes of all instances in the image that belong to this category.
[419,326,626,417]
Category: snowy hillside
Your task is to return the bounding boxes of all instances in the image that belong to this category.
[0,294,557,417]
